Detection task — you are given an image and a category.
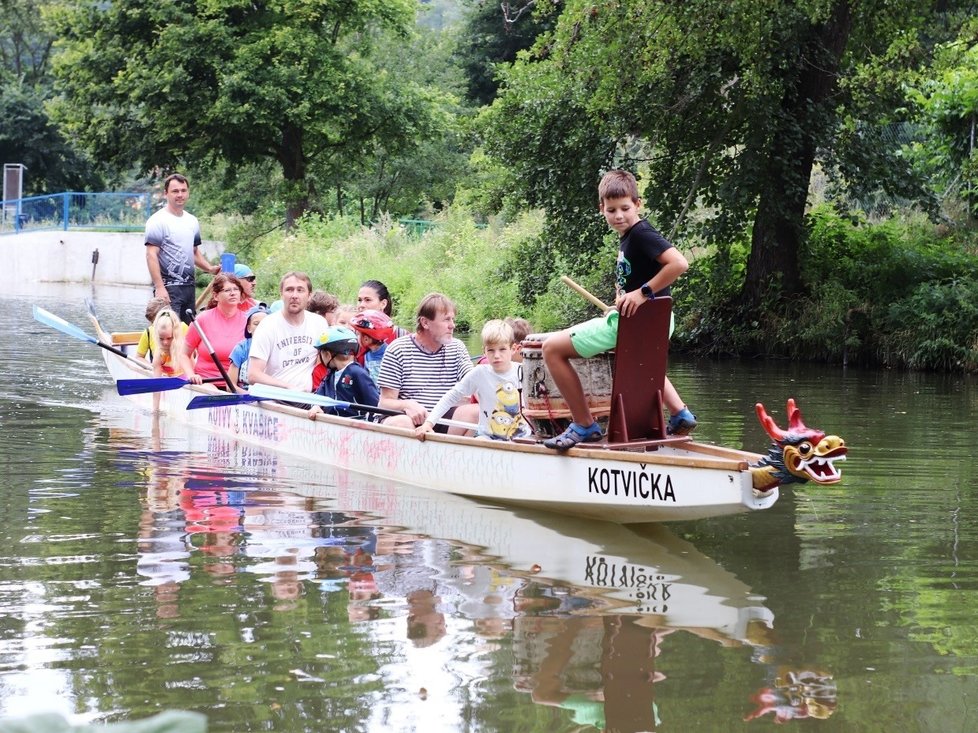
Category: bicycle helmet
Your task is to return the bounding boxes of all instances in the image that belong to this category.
[314,326,359,355]
[349,309,395,343]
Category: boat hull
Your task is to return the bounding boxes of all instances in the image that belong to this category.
[101,348,777,523]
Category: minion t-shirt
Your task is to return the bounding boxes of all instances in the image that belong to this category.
[427,363,531,440]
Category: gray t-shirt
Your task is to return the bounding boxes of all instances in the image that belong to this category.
[144,207,202,285]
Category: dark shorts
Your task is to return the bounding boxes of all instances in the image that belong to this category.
[432,406,460,434]
[162,283,197,324]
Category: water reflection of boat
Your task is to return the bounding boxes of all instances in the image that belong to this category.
[101,402,840,730]
[100,397,773,640]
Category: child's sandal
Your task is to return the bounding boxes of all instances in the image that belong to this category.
[543,422,603,451]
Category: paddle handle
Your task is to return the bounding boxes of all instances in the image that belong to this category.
[94,339,131,359]
[560,276,613,312]
[194,280,214,310]
[186,309,236,392]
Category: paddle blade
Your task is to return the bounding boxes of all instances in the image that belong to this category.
[187,393,266,410]
[117,377,190,395]
[33,305,97,344]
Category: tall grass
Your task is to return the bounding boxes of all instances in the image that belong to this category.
[231,208,549,334]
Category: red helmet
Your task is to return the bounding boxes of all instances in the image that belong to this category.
[349,309,396,343]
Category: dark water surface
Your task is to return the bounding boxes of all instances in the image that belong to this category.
[2,285,977,731]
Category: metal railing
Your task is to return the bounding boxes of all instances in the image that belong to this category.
[0,192,152,234]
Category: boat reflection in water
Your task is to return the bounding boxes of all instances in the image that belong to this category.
[101,396,838,730]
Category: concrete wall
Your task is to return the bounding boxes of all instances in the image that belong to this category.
[0,230,223,287]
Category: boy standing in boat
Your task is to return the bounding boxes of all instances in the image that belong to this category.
[541,169,696,450]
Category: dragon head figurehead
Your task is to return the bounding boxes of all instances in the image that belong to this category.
[750,399,847,494]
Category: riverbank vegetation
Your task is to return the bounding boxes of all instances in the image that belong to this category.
[3,0,978,370]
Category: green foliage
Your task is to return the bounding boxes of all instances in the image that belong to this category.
[478,0,976,315]
[48,0,442,222]
[245,207,545,333]
[904,31,978,217]
[455,0,555,106]
[0,0,56,85]
[677,204,978,370]
[321,25,472,222]
[0,79,100,193]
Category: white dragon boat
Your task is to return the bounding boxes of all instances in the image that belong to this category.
[37,302,848,524]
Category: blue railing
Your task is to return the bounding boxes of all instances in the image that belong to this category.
[0,191,152,234]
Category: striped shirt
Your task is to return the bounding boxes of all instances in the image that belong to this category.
[377,335,473,410]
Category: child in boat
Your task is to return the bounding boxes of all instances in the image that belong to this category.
[541,169,696,450]
[334,304,356,328]
[135,297,169,365]
[475,316,532,365]
[151,308,187,377]
[307,290,340,325]
[308,326,380,420]
[228,305,269,389]
[349,309,397,386]
[415,319,532,441]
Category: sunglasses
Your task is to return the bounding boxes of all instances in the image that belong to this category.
[243,276,257,282]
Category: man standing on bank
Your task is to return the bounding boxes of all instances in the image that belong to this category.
[145,173,220,324]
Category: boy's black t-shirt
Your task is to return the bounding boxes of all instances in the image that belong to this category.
[615,219,674,296]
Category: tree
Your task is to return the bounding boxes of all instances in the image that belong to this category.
[455,0,554,106]
[906,38,978,220]
[0,1,100,194]
[480,1,973,317]
[0,0,54,85]
[49,0,436,226]
[0,79,99,193]
[316,24,470,222]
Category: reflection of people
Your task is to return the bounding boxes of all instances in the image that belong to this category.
[406,589,447,648]
[136,470,191,618]
[181,488,245,578]
[144,173,219,324]
[513,614,664,732]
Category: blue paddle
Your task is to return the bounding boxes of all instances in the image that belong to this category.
[187,393,267,409]
[117,376,226,395]
[33,305,131,359]
[186,383,399,417]
[249,384,401,416]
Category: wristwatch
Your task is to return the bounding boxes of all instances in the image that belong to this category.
[640,283,655,299]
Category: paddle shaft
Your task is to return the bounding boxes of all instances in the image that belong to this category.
[117,376,225,395]
[33,305,131,359]
[249,384,400,418]
[190,390,477,431]
[560,275,613,312]
[194,280,214,310]
[185,309,236,392]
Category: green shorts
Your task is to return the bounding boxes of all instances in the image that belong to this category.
[569,309,675,359]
